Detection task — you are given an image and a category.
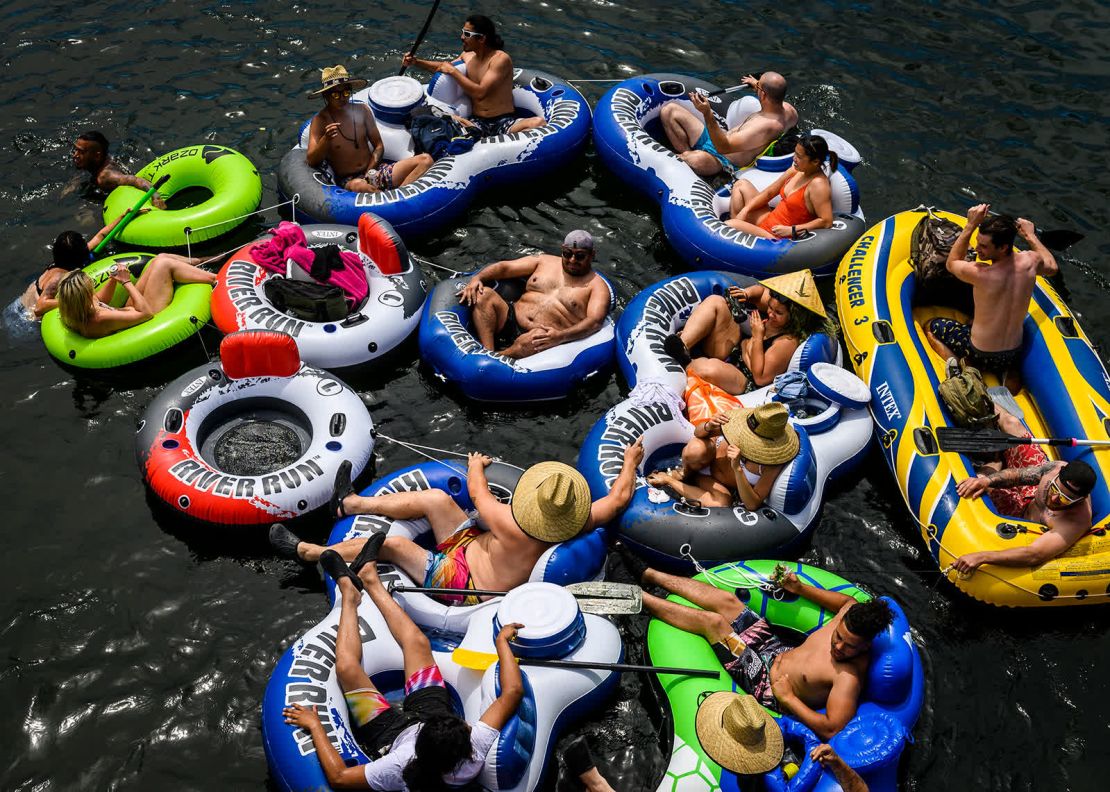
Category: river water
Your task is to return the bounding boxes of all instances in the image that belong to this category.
[1,1,1108,790]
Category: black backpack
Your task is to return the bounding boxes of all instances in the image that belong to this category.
[263,277,348,322]
[910,207,974,316]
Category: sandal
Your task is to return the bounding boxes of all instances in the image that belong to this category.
[329,460,355,519]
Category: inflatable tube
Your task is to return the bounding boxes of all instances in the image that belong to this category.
[647,560,923,792]
[836,209,1110,607]
[103,145,262,247]
[262,582,622,792]
[277,67,592,239]
[581,274,873,569]
[135,331,374,524]
[211,219,426,368]
[323,460,608,635]
[40,252,212,369]
[592,74,866,277]
[418,273,616,402]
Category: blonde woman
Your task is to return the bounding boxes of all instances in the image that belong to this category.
[57,254,215,338]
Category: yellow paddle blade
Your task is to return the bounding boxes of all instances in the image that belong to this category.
[452,647,502,671]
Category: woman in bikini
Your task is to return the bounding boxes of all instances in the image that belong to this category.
[22,215,130,319]
[726,134,839,239]
[663,268,834,395]
[56,253,216,338]
[646,403,799,509]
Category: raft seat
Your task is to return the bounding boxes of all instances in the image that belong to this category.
[219,330,301,380]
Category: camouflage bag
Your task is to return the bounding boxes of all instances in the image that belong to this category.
[938,363,997,428]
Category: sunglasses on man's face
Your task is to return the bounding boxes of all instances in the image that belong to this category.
[1047,474,1083,507]
[460,29,484,39]
[561,247,590,261]
[327,88,352,98]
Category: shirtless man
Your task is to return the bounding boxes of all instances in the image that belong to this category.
[617,549,893,740]
[660,72,798,178]
[402,14,545,138]
[271,441,643,606]
[305,65,433,193]
[459,230,611,359]
[954,459,1095,575]
[925,205,1057,393]
[69,131,167,209]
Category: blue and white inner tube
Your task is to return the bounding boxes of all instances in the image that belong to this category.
[578,348,873,571]
[277,66,592,239]
[592,73,866,277]
[324,460,608,635]
[418,273,617,402]
[262,582,622,792]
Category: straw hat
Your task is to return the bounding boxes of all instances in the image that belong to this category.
[311,65,368,95]
[695,692,784,775]
[510,462,592,543]
[721,403,799,465]
[758,269,826,318]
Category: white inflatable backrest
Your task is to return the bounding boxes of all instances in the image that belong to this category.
[725,94,761,129]
[811,128,861,168]
[428,60,472,117]
[828,169,855,215]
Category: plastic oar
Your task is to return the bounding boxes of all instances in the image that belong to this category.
[935,426,1110,454]
[451,647,721,678]
[707,72,762,97]
[93,174,170,255]
[387,581,642,615]
[1036,228,1084,252]
[398,0,443,76]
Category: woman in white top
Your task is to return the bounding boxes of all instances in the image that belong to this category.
[646,403,799,509]
[283,535,524,790]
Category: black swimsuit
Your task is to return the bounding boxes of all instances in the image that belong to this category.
[728,333,787,394]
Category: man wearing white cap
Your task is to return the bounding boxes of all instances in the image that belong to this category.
[272,442,643,606]
[457,230,612,359]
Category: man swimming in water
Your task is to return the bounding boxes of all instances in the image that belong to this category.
[618,547,892,739]
[659,72,798,178]
[402,14,545,138]
[69,131,167,208]
[458,230,611,359]
[305,65,433,193]
[271,442,642,607]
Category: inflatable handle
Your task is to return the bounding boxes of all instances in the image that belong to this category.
[761,717,822,792]
[94,174,170,254]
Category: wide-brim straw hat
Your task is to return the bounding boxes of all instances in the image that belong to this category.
[758,269,826,319]
[311,65,368,95]
[695,692,784,775]
[721,402,799,466]
[511,461,592,543]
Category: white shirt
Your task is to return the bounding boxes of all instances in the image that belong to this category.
[362,720,499,790]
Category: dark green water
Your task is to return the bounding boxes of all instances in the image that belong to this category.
[1,1,1108,789]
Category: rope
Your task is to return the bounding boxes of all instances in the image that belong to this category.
[373,432,525,474]
[410,253,462,278]
[678,543,784,600]
[184,194,299,258]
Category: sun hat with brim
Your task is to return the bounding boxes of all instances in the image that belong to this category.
[695,692,784,775]
[721,402,799,466]
[511,461,592,543]
[311,65,368,95]
[758,269,826,319]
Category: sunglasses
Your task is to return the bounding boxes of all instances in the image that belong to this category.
[327,88,352,98]
[1047,474,1083,507]
[460,29,484,39]
[561,247,590,261]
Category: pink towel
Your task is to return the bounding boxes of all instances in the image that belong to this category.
[326,251,369,309]
[249,222,307,274]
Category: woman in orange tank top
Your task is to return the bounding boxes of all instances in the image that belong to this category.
[725,134,839,240]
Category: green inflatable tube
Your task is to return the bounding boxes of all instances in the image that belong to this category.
[102,145,261,247]
[40,253,213,369]
[647,560,867,792]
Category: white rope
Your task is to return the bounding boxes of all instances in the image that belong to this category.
[678,543,783,599]
[184,194,299,258]
[374,432,525,473]
[410,253,462,277]
[566,78,629,84]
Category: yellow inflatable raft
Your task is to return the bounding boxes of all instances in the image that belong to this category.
[835,208,1110,607]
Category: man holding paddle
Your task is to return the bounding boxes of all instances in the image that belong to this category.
[660,72,797,178]
[925,205,1057,393]
[271,441,643,606]
[70,131,167,209]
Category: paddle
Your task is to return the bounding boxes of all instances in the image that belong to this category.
[398,0,443,76]
[935,426,1110,454]
[707,72,762,97]
[93,174,170,255]
[387,581,643,615]
[451,647,721,679]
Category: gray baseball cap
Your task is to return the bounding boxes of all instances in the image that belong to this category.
[563,230,594,250]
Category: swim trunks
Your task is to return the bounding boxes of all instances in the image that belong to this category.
[494,302,523,348]
[693,127,739,176]
[711,609,792,711]
[347,665,451,757]
[422,520,484,605]
[926,318,1022,375]
[323,160,396,191]
[989,431,1048,518]
[468,113,518,138]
